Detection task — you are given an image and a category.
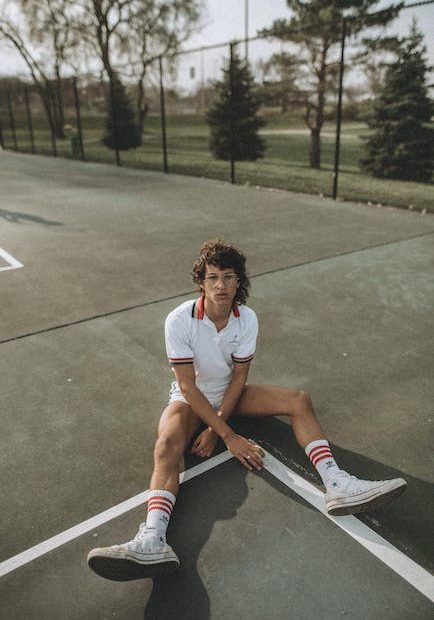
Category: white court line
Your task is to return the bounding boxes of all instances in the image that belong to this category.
[0,446,433,603]
[0,247,23,272]
[0,451,232,579]
[262,450,434,603]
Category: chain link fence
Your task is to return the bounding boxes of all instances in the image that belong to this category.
[0,2,432,208]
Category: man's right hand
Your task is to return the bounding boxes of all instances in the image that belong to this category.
[225,434,264,471]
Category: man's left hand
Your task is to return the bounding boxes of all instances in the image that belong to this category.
[190,428,219,458]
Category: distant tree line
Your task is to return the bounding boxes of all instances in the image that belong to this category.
[206,4,432,180]
[0,0,202,144]
[0,0,432,180]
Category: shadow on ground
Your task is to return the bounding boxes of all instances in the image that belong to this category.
[140,416,433,619]
[142,462,249,619]
[229,416,434,573]
[0,208,63,226]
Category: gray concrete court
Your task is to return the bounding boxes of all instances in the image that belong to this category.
[1,151,434,342]
[1,150,434,619]
[1,461,433,620]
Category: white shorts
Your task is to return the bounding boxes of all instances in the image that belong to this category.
[168,381,226,410]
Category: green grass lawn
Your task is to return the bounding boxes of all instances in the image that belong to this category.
[2,113,433,213]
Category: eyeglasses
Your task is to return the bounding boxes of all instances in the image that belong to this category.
[204,273,239,286]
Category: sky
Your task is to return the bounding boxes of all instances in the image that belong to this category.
[0,0,433,80]
[188,0,434,61]
[175,0,434,93]
[191,0,433,52]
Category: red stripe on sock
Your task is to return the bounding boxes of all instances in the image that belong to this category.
[148,504,172,517]
[310,447,331,457]
[308,447,332,463]
[148,500,173,512]
[308,444,329,458]
[148,496,174,508]
[310,450,333,465]
[312,452,333,465]
[310,447,332,459]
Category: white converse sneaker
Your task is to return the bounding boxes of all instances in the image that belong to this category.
[87,524,180,581]
[325,472,407,516]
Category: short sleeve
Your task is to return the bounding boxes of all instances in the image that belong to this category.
[165,311,194,365]
[231,309,258,364]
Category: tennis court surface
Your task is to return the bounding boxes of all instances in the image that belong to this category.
[1,150,433,619]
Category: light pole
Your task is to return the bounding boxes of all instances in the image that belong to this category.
[244,0,249,61]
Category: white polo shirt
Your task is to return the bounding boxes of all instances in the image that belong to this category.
[165,296,258,398]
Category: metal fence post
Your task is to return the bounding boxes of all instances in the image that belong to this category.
[24,88,36,153]
[47,81,58,157]
[7,92,18,151]
[0,115,4,149]
[229,42,236,184]
[332,17,347,200]
[73,77,85,161]
[159,56,169,174]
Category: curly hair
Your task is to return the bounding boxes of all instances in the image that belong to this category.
[192,239,250,304]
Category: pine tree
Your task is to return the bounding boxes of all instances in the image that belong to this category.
[206,51,266,161]
[361,22,433,182]
[103,76,142,151]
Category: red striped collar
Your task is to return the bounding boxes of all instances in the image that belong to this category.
[196,295,240,319]
[233,302,241,317]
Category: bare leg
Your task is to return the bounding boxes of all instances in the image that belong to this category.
[86,402,202,581]
[235,384,325,448]
[149,401,202,495]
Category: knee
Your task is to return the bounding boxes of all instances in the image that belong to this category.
[154,434,184,464]
[289,390,313,415]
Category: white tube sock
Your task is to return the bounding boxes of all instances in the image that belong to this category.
[145,489,176,538]
[305,439,343,487]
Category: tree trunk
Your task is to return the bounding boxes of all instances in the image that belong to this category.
[48,82,59,138]
[49,80,64,139]
[309,127,321,168]
[39,81,56,140]
[137,78,149,135]
[54,68,65,139]
[309,43,327,169]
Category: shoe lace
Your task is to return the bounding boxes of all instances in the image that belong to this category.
[339,473,370,494]
[133,523,153,542]
[133,524,165,549]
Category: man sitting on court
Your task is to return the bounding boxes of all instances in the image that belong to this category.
[87,239,406,581]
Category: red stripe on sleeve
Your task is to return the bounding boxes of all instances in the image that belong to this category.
[232,353,254,361]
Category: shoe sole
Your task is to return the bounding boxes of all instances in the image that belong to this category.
[87,554,180,581]
[327,480,407,517]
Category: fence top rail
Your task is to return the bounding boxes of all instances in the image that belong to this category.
[0,0,432,81]
[111,0,434,69]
